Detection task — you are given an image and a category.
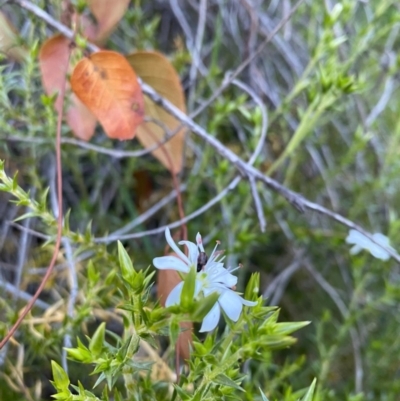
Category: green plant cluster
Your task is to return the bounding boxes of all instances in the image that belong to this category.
[49,243,312,401]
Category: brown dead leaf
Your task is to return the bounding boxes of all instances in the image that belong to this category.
[87,0,130,43]
[71,50,144,140]
[126,51,186,174]
[39,34,97,141]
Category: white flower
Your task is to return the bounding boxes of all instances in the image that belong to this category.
[345,229,396,261]
[153,228,256,332]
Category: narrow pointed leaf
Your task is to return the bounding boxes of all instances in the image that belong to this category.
[302,378,317,401]
[51,361,70,390]
[214,374,244,391]
[181,266,196,310]
[118,241,135,283]
[259,388,270,401]
[89,322,106,357]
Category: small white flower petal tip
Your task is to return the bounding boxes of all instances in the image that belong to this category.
[345,229,397,261]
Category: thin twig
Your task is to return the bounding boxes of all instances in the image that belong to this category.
[7,221,50,240]
[263,253,304,304]
[3,124,180,158]
[109,184,187,238]
[189,0,307,119]
[248,175,266,232]
[95,176,242,243]
[0,280,50,310]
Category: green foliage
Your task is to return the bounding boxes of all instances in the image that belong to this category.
[48,249,311,400]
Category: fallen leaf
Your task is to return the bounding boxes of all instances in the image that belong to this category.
[126,51,186,174]
[39,34,97,141]
[66,94,98,141]
[0,11,27,62]
[87,0,130,43]
[71,50,144,140]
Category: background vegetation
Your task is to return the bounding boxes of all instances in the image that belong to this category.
[1,0,400,400]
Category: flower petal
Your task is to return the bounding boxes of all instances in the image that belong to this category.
[165,227,190,264]
[346,230,370,247]
[179,240,199,266]
[196,232,205,252]
[153,255,189,273]
[369,246,390,261]
[241,298,257,306]
[199,302,220,332]
[165,281,184,307]
[218,290,243,322]
[222,272,237,288]
[202,287,221,297]
[346,229,395,261]
[194,279,203,298]
[349,245,362,255]
[207,264,238,288]
[370,233,393,260]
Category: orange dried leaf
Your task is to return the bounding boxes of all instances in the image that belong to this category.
[39,34,69,111]
[126,51,186,174]
[39,34,96,141]
[87,0,130,43]
[66,94,98,141]
[0,11,27,62]
[70,50,144,140]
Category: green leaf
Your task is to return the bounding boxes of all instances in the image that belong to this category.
[174,384,192,400]
[118,241,135,282]
[114,389,123,401]
[191,291,220,321]
[51,361,70,391]
[273,321,311,336]
[65,347,86,362]
[170,318,180,346]
[180,266,196,310]
[12,171,19,191]
[89,322,106,357]
[87,260,100,285]
[302,378,317,401]
[116,334,140,361]
[192,341,208,356]
[39,187,49,208]
[244,272,260,301]
[213,374,244,391]
[93,372,107,389]
[125,334,140,358]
